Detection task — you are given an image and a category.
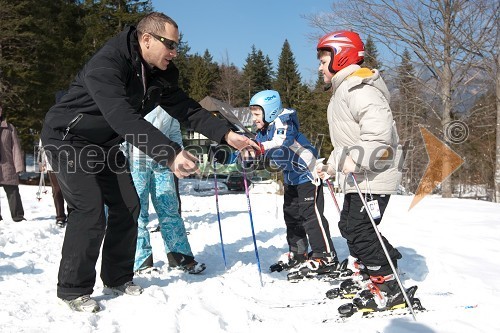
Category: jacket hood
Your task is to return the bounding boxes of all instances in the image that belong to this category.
[331,64,391,103]
[279,108,300,129]
[259,108,299,134]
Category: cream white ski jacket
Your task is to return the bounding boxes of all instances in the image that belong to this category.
[326,64,403,194]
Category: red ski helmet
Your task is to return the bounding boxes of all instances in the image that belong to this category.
[317,30,365,73]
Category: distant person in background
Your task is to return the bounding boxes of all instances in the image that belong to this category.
[0,103,26,222]
[126,105,205,275]
[38,140,72,227]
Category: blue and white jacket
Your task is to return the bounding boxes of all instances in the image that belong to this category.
[255,108,317,185]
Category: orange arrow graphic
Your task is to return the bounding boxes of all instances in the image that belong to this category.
[409,127,464,210]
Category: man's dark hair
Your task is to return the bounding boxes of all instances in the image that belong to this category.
[137,12,178,37]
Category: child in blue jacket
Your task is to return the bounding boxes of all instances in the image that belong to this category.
[249,90,339,277]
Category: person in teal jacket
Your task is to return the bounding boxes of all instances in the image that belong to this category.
[126,105,205,274]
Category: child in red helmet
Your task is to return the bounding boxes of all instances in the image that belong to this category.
[316,31,408,312]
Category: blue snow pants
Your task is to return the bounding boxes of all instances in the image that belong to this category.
[131,159,193,271]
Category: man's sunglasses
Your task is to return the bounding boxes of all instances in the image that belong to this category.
[149,32,179,51]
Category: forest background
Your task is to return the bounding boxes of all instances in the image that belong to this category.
[0,0,498,201]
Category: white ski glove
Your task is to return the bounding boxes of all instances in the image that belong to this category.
[311,158,330,186]
[311,158,335,186]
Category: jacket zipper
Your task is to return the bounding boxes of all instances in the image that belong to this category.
[62,114,83,140]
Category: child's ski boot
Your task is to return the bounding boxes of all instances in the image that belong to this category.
[269,251,307,272]
[337,274,424,317]
[287,255,341,281]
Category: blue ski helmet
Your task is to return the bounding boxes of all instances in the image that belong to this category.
[249,90,283,123]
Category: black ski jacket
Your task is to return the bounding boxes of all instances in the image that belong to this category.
[41,26,230,167]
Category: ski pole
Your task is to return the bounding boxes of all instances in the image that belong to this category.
[274,173,279,219]
[325,179,341,214]
[36,170,46,201]
[36,144,48,201]
[289,159,340,216]
[241,157,264,287]
[349,173,417,321]
[312,158,340,214]
[213,159,227,269]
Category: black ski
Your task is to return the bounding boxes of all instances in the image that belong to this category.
[325,301,478,323]
[337,285,422,318]
[286,258,351,282]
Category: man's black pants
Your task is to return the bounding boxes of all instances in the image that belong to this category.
[48,145,140,300]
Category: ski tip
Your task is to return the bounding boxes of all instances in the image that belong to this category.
[286,271,306,281]
[269,263,284,273]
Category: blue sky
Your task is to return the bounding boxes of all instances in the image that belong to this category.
[151,1,333,84]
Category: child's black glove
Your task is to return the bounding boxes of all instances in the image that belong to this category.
[208,144,234,165]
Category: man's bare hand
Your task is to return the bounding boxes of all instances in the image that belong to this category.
[170,150,200,178]
[225,131,260,159]
[225,131,260,150]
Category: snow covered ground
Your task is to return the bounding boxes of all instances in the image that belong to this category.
[1,183,499,333]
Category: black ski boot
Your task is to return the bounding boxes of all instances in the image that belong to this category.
[167,252,206,274]
[287,255,340,281]
[179,261,206,274]
[325,259,370,299]
[325,272,370,299]
[269,252,308,272]
[338,275,423,317]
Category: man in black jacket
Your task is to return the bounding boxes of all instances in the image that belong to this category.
[41,12,256,312]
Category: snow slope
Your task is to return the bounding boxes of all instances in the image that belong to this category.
[1,184,499,333]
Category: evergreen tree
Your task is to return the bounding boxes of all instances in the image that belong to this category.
[392,49,428,193]
[80,0,152,60]
[187,50,219,102]
[241,45,273,101]
[363,35,382,69]
[174,33,192,93]
[273,39,302,109]
[265,55,275,82]
[52,1,87,90]
[0,0,152,152]
[203,50,220,97]
[0,0,85,152]
[297,83,332,158]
